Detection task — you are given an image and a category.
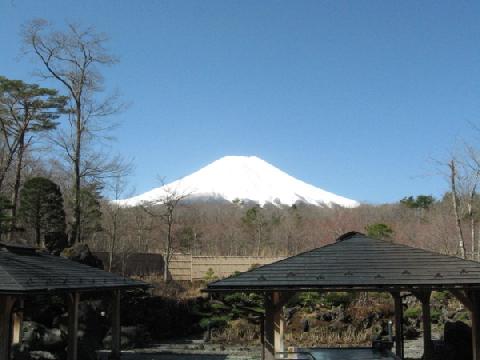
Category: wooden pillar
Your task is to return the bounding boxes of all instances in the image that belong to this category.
[392,292,404,359]
[12,299,24,344]
[110,289,121,360]
[264,293,276,360]
[264,292,289,360]
[415,291,432,360]
[0,295,15,360]
[274,295,285,358]
[450,289,480,360]
[470,291,480,360]
[67,292,80,360]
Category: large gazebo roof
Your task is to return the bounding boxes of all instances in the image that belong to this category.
[0,243,146,294]
[206,232,480,292]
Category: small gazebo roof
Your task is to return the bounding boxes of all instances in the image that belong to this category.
[0,243,146,294]
[207,232,480,292]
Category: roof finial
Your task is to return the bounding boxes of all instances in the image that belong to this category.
[336,231,366,242]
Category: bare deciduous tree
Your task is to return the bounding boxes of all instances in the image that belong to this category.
[142,183,190,281]
[23,19,123,244]
[448,158,467,258]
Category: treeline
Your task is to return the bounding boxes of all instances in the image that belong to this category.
[92,194,458,260]
[89,192,466,282]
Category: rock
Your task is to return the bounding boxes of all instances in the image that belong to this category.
[29,351,58,360]
[321,312,334,322]
[443,321,472,360]
[328,320,347,331]
[404,325,420,340]
[302,319,310,332]
[22,321,66,352]
[102,325,151,349]
[284,307,296,322]
[61,244,103,269]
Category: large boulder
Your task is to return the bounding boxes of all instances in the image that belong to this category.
[403,325,420,340]
[29,351,58,360]
[61,244,103,269]
[443,321,472,360]
[102,325,151,349]
[22,321,66,352]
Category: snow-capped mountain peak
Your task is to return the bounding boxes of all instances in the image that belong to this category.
[117,156,359,208]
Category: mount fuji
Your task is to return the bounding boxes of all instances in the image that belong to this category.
[117,156,359,208]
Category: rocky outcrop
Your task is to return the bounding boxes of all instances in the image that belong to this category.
[61,244,104,269]
[102,325,152,349]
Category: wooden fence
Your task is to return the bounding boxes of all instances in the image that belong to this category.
[169,254,285,281]
[95,251,284,281]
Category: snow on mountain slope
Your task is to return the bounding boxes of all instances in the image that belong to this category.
[117,156,359,208]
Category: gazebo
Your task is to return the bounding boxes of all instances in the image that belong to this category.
[206,232,480,360]
[0,242,147,360]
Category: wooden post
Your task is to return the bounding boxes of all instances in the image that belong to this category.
[470,291,480,360]
[260,315,265,360]
[264,292,292,360]
[110,289,121,360]
[264,293,276,360]
[392,292,404,359]
[190,253,193,282]
[12,299,24,344]
[274,293,285,358]
[67,292,80,360]
[0,295,15,360]
[415,291,432,360]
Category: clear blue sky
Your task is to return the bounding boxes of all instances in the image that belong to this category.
[1,0,479,203]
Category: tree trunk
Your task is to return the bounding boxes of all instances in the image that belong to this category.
[164,217,172,282]
[108,212,117,272]
[256,226,261,257]
[450,160,466,258]
[9,133,25,242]
[468,186,477,260]
[71,103,82,245]
[35,225,41,247]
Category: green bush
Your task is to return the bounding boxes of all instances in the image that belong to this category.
[323,292,354,307]
[431,308,442,323]
[297,292,322,312]
[432,291,449,302]
[404,306,421,319]
[204,268,218,282]
[456,311,470,322]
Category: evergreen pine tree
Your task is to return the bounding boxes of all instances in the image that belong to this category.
[0,195,13,239]
[19,177,66,247]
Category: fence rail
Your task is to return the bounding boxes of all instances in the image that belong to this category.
[169,254,285,281]
[95,251,284,281]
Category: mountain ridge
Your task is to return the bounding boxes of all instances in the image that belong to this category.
[117,156,359,208]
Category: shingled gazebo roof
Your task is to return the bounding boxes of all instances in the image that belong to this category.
[0,243,146,294]
[206,232,480,292]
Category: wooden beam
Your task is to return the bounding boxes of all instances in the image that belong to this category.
[110,289,121,360]
[273,292,285,358]
[260,315,265,360]
[391,292,404,359]
[264,291,291,360]
[12,299,24,344]
[414,290,432,360]
[468,291,480,360]
[67,292,80,360]
[450,289,474,312]
[264,293,275,360]
[0,296,15,360]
